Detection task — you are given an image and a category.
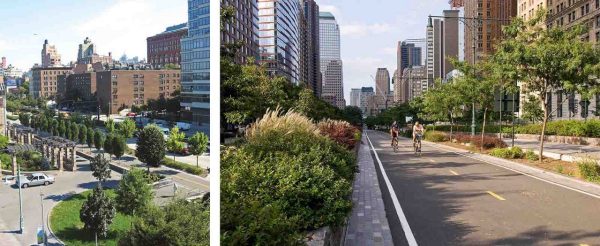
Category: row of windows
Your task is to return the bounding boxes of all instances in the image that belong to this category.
[189,0,209,8]
[190,17,210,29]
[182,37,210,50]
[189,27,210,37]
[190,6,209,17]
[181,84,210,92]
[182,72,210,82]
[182,61,210,71]
[182,50,210,61]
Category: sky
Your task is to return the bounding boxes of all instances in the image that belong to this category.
[314,0,451,103]
[0,0,187,70]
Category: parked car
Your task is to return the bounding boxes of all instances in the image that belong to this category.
[179,147,191,156]
[176,122,191,131]
[2,175,15,183]
[17,173,55,188]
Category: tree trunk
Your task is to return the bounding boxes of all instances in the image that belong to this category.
[450,115,454,142]
[481,107,488,152]
[196,155,199,168]
[540,103,549,162]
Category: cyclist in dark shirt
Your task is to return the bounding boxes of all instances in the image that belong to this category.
[390,121,399,146]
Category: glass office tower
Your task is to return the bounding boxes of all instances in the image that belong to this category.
[181,0,210,124]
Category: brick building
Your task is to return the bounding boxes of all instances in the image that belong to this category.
[95,70,181,114]
[31,67,72,99]
[147,23,188,68]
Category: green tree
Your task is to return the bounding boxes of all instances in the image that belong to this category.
[0,135,9,149]
[87,128,95,148]
[166,127,185,153]
[79,125,88,145]
[65,121,72,139]
[136,125,166,171]
[119,199,209,246]
[114,168,153,216]
[19,113,30,127]
[90,153,111,183]
[104,134,114,157]
[493,10,600,160]
[188,132,209,168]
[341,106,364,126]
[71,123,79,142]
[105,118,115,134]
[94,130,105,151]
[112,135,127,159]
[59,120,66,138]
[421,80,464,141]
[521,95,544,123]
[79,186,116,239]
[118,118,136,138]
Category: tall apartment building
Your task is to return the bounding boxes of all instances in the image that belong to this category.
[464,0,517,63]
[401,66,428,100]
[427,10,460,85]
[301,0,321,96]
[181,0,210,124]
[350,88,361,107]
[77,37,113,65]
[395,40,423,103]
[96,70,181,114]
[31,67,71,99]
[319,11,345,108]
[518,0,546,21]
[258,0,302,84]
[147,23,188,68]
[543,0,600,120]
[41,40,62,68]
[221,0,259,64]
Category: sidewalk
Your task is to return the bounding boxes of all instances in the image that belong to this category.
[505,138,600,162]
[344,137,393,246]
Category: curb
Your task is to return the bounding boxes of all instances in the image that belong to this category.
[47,198,68,246]
[422,139,600,199]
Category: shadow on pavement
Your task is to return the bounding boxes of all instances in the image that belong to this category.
[77,180,119,190]
[45,191,77,202]
[489,226,600,245]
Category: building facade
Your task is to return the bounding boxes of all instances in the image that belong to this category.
[518,0,546,21]
[350,88,361,107]
[31,67,71,99]
[96,70,181,114]
[402,66,428,100]
[258,0,302,84]
[395,40,423,103]
[301,0,321,96]
[77,37,113,65]
[359,87,374,115]
[41,40,62,68]
[427,10,460,86]
[319,11,345,108]
[464,0,517,63]
[221,0,259,64]
[180,0,210,124]
[375,68,390,97]
[147,23,188,68]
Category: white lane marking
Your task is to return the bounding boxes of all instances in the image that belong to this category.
[426,142,600,200]
[366,132,418,246]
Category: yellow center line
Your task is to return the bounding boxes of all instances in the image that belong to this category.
[449,170,459,176]
[580,244,589,246]
[429,159,435,163]
[487,191,506,201]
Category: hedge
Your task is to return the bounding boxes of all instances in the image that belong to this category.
[427,119,600,138]
[161,158,207,176]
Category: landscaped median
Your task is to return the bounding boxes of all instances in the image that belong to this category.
[423,131,600,185]
[221,110,360,244]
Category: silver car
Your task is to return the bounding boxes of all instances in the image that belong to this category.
[17,173,55,188]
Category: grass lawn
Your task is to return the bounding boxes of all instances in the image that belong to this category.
[50,189,133,246]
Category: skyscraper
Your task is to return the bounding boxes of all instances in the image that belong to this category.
[221,0,259,64]
[180,0,210,124]
[350,88,361,107]
[375,68,390,96]
[77,37,113,65]
[395,40,423,103]
[258,0,302,84]
[41,40,62,68]
[319,11,345,108]
[359,87,374,115]
[464,0,517,63]
[300,0,321,96]
[427,10,459,85]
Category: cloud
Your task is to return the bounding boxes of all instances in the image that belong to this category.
[319,5,342,19]
[341,23,392,38]
[73,0,187,59]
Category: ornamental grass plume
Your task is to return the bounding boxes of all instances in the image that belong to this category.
[245,107,320,141]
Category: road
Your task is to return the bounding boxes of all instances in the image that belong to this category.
[0,156,121,245]
[366,130,600,245]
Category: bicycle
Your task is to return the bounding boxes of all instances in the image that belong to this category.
[392,137,399,152]
[414,133,423,156]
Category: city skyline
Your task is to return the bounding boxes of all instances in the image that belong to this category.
[0,0,186,70]
[314,0,448,104]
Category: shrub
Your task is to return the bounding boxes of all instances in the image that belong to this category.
[578,159,600,182]
[424,131,447,142]
[489,147,523,159]
[161,158,206,176]
[471,135,507,150]
[317,119,360,150]
[16,150,46,171]
[525,150,538,161]
[454,133,472,144]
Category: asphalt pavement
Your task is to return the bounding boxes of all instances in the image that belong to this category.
[366,130,600,245]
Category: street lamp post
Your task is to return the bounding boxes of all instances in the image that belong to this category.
[17,163,24,234]
[40,192,47,245]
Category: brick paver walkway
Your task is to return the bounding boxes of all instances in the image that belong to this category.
[344,137,393,246]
